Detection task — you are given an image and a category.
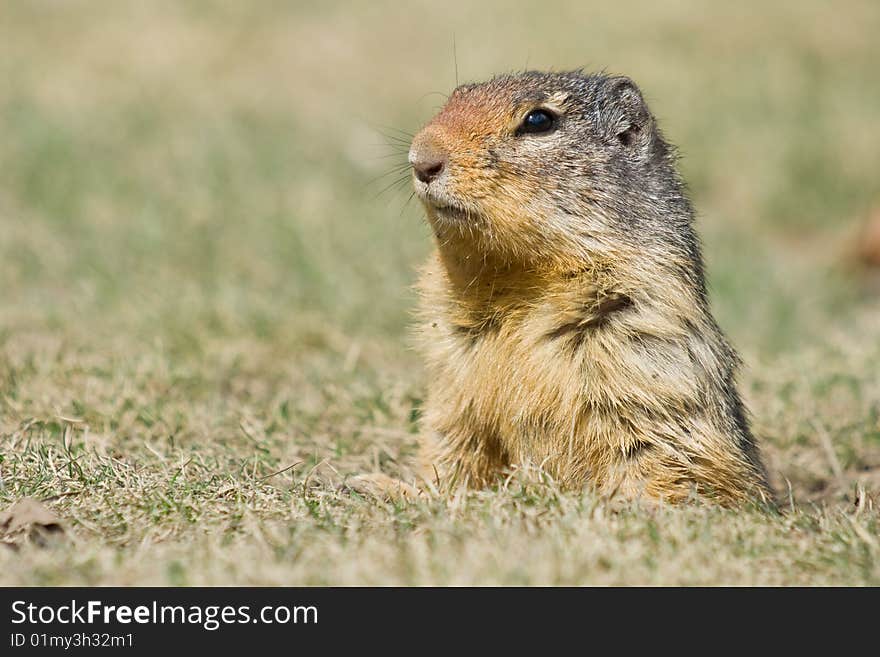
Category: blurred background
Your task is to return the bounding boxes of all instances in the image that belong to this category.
[1,0,878,348]
[1,0,879,505]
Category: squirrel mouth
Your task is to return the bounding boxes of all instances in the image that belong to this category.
[413,176,482,224]
[432,202,465,216]
[429,202,472,225]
[418,191,472,222]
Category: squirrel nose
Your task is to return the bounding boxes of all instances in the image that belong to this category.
[409,142,447,184]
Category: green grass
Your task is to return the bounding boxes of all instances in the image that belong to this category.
[1,0,878,585]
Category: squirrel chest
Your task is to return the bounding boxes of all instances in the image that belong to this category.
[416,256,706,482]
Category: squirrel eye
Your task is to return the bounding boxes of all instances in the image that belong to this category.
[518,109,556,135]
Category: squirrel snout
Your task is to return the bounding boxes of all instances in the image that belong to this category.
[409,138,447,185]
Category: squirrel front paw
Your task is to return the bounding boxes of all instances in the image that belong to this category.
[341,473,424,502]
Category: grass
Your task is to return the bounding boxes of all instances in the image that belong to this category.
[1,0,879,585]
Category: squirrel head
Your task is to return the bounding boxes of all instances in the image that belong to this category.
[409,71,692,274]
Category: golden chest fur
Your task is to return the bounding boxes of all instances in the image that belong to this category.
[415,251,770,504]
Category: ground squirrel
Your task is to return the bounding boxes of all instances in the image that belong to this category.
[354,71,773,505]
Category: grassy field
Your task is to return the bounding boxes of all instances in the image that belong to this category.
[1,0,879,585]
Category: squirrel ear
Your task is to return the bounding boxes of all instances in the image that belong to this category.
[602,76,652,148]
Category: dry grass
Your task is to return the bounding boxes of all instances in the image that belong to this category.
[0,0,878,585]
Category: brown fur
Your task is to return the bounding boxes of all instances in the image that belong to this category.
[352,71,772,506]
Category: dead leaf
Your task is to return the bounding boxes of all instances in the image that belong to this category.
[0,498,65,549]
[854,206,880,268]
